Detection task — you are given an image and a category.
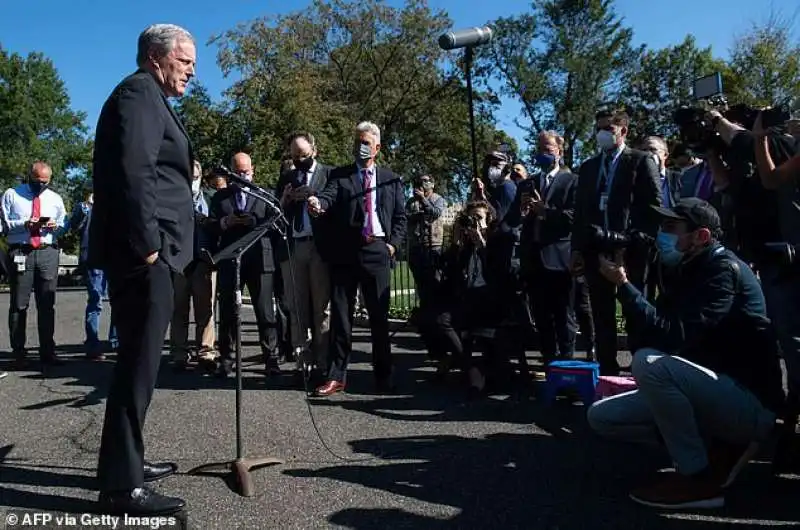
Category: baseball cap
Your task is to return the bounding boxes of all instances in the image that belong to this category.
[486,150,510,164]
[652,198,721,233]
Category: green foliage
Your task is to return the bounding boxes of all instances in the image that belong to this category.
[724,14,800,109]
[620,36,727,144]
[476,0,638,167]
[179,0,513,198]
[0,45,92,192]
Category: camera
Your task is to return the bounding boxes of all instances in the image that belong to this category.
[674,73,791,153]
[763,242,800,269]
[457,214,479,231]
[585,225,653,253]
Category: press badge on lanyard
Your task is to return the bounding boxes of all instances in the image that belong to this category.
[13,254,26,273]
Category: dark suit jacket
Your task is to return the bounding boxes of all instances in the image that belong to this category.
[572,147,661,253]
[514,170,577,272]
[88,69,194,273]
[664,169,683,206]
[316,164,407,265]
[208,187,277,274]
[274,161,333,262]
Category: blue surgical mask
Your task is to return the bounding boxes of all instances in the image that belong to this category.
[656,230,684,267]
[535,153,557,168]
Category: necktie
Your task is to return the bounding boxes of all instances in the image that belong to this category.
[599,155,611,193]
[362,169,374,238]
[294,170,306,233]
[237,191,246,212]
[30,194,41,248]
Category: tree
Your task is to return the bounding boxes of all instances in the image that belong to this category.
[208,0,510,197]
[724,12,800,110]
[0,46,92,193]
[173,83,251,172]
[620,36,727,144]
[476,0,639,167]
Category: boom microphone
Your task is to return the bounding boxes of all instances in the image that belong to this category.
[438,26,493,50]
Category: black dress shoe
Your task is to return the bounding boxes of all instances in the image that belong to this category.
[144,461,178,482]
[98,486,185,515]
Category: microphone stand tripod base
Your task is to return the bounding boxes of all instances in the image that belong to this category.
[189,456,284,498]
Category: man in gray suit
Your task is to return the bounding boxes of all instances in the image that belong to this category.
[275,132,333,381]
[516,131,579,363]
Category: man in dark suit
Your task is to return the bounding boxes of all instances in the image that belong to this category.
[509,131,578,364]
[89,23,196,515]
[275,132,332,381]
[209,152,280,377]
[642,136,682,207]
[571,110,661,375]
[308,121,407,396]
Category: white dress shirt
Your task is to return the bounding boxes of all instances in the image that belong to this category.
[1,183,66,246]
[360,165,386,237]
[293,162,316,239]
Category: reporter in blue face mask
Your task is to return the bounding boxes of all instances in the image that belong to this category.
[588,197,783,510]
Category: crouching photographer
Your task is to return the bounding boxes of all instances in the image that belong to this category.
[587,198,783,510]
[415,200,509,394]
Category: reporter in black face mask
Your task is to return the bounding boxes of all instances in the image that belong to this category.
[274,132,334,383]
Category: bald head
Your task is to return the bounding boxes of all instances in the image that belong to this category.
[29,161,52,185]
[231,153,254,181]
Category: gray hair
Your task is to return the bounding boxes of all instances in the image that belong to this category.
[355,121,381,145]
[136,24,194,67]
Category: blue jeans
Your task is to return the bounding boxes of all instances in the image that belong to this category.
[85,268,117,354]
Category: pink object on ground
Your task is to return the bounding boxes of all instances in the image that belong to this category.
[595,375,637,399]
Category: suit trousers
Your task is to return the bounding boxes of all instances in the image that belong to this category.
[584,249,649,375]
[217,261,278,361]
[97,258,173,491]
[8,246,59,358]
[279,238,331,368]
[528,265,576,362]
[327,241,392,383]
[170,261,215,360]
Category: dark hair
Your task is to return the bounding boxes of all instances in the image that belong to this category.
[463,200,496,225]
[285,131,317,151]
[596,108,630,128]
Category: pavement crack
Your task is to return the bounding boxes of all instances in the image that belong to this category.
[35,376,102,457]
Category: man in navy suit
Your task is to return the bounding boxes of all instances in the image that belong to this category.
[89,23,196,516]
[308,121,407,396]
[511,131,579,364]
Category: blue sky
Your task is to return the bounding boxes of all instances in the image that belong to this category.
[1,0,796,150]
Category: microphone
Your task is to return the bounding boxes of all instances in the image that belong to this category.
[438,26,493,50]
[216,165,283,217]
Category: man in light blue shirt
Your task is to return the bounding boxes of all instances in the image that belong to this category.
[0,162,66,367]
[69,183,117,360]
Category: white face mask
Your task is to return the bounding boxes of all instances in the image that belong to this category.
[596,130,617,151]
[487,166,504,184]
[191,178,201,195]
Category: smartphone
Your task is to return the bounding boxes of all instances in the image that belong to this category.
[38,216,51,223]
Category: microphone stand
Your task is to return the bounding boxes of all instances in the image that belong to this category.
[188,168,287,497]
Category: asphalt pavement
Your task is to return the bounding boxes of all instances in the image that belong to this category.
[0,291,798,529]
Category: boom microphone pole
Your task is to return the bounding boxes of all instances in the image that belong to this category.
[438,27,494,182]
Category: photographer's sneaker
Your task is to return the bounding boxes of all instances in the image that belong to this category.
[629,470,724,509]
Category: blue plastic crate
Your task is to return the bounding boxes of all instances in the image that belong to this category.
[542,360,600,405]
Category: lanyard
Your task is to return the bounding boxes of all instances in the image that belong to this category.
[598,148,622,193]
[599,148,623,229]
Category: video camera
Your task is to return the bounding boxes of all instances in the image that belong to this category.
[673,73,791,153]
[585,225,654,254]
[763,242,800,270]
[457,213,480,231]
